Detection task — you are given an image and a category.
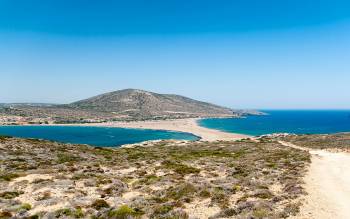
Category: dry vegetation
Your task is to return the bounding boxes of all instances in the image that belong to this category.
[278,133,350,152]
[0,89,264,125]
[0,136,310,218]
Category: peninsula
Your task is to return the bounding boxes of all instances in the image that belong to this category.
[0,89,261,141]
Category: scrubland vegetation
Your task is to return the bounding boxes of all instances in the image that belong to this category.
[279,133,350,151]
[0,136,310,218]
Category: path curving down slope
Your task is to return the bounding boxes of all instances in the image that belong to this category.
[279,141,350,219]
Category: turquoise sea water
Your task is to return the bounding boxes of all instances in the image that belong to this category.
[199,110,350,136]
[0,126,198,147]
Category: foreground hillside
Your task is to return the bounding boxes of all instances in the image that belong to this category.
[0,89,262,124]
[0,137,309,218]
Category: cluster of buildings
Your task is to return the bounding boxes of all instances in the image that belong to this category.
[0,116,52,125]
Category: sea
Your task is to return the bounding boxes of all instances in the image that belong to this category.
[1,110,349,146]
[0,125,198,147]
[199,110,350,136]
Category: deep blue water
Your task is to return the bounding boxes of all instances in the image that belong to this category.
[0,126,198,147]
[199,110,350,136]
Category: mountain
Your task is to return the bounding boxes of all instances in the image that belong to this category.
[1,89,259,123]
[68,89,235,120]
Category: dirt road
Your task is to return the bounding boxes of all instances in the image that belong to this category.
[279,141,350,219]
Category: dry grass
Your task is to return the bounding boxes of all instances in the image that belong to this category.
[278,133,350,151]
[0,137,311,218]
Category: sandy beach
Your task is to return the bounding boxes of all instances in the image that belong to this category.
[74,118,250,141]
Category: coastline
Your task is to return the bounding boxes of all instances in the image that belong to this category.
[48,118,251,142]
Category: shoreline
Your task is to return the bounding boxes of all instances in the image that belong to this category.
[24,118,250,142]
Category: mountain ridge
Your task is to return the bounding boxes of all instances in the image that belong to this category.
[0,89,262,124]
[68,88,235,119]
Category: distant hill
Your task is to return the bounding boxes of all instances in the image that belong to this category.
[68,89,235,119]
[0,89,262,123]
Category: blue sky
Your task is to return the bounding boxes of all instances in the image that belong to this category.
[1,0,350,109]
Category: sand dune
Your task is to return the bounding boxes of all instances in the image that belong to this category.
[81,118,249,141]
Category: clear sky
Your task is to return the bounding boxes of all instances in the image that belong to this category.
[1,0,350,109]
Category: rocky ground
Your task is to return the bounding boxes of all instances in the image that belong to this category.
[0,136,310,219]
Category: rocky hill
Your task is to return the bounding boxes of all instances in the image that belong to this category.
[68,89,235,120]
[0,89,252,123]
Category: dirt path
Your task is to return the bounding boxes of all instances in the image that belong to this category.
[279,141,350,219]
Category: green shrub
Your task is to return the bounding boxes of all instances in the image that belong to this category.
[57,153,79,163]
[0,211,12,218]
[152,205,173,215]
[199,189,211,198]
[0,172,20,181]
[253,208,269,218]
[0,191,21,199]
[54,207,84,218]
[55,208,72,217]
[108,205,143,219]
[91,199,110,210]
[166,183,197,201]
[73,207,84,218]
[161,161,200,175]
[136,174,160,185]
[19,203,32,211]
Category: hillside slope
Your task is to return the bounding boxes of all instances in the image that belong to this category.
[0,136,309,218]
[69,89,235,119]
[1,89,245,123]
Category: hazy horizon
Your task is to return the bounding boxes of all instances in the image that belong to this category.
[1,1,350,109]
